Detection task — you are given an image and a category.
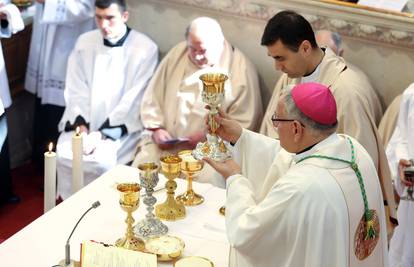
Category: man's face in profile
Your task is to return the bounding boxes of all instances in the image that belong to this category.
[267,40,309,78]
[95,3,128,39]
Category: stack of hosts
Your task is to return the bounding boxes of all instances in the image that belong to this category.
[56,0,158,199]
[205,82,389,267]
[258,11,397,227]
[132,16,263,188]
[386,82,414,267]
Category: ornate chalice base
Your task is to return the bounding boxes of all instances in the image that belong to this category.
[135,218,168,239]
[115,233,145,252]
[155,181,186,221]
[155,155,186,221]
[176,190,204,206]
[193,134,231,161]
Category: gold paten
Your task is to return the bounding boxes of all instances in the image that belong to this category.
[115,183,145,251]
[145,235,185,261]
[155,155,186,221]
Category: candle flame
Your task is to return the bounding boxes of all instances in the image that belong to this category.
[75,126,80,136]
[48,142,53,152]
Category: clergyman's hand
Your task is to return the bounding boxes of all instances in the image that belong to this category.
[205,108,242,144]
[203,157,241,179]
[152,128,173,150]
[398,159,414,187]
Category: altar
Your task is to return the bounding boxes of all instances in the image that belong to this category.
[0,165,229,267]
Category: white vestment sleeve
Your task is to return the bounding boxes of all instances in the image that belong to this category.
[107,45,158,133]
[225,173,299,250]
[234,129,281,194]
[386,85,413,194]
[59,47,91,131]
[42,0,94,24]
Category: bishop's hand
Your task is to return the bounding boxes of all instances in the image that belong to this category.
[203,157,241,179]
[205,107,242,144]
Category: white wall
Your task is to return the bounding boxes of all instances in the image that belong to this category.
[127,0,414,110]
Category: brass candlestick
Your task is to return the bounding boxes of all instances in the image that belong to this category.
[135,163,168,238]
[176,150,204,206]
[115,183,145,251]
[193,73,231,161]
[155,155,186,221]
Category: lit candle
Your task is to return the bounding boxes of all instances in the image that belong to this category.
[72,126,84,194]
[44,142,56,212]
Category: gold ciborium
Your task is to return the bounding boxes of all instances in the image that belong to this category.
[115,183,145,251]
[193,73,232,161]
[155,155,186,221]
[176,150,204,206]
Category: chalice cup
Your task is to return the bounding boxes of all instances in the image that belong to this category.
[193,73,232,161]
[155,155,186,221]
[135,163,169,238]
[115,183,145,251]
[176,150,204,206]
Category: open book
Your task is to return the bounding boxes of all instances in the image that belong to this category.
[80,240,156,267]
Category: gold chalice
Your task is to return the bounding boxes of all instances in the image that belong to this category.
[193,73,232,161]
[155,155,186,221]
[176,150,204,206]
[115,183,145,251]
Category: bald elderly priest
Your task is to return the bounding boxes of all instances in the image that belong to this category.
[205,83,388,267]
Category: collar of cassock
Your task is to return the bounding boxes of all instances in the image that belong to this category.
[103,26,131,47]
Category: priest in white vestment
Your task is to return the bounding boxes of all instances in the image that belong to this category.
[386,83,414,267]
[205,82,388,267]
[0,1,23,204]
[56,0,158,199]
[25,0,95,172]
[259,11,397,225]
[132,17,263,187]
[315,30,383,125]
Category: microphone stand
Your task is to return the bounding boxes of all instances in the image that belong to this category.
[59,201,101,267]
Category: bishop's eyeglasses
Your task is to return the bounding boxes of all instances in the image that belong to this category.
[271,114,305,127]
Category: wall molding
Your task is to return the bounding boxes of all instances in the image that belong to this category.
[136,0,414,48]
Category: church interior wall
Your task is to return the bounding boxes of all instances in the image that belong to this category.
[127,0,414,110]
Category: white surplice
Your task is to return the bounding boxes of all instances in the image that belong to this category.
[226,130,388,267]
[0,2,24,115]
[386,83,414,267]
[25,1,95,106]
[56,29,158,199]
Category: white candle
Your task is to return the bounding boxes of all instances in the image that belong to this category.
[44,142,56,213]
[72,127,84,194]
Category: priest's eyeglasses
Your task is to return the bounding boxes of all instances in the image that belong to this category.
[271,114,305,127]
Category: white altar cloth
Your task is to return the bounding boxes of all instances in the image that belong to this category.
[0,165,229,267]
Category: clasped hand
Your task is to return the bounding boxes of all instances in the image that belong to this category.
[203,108,243,179]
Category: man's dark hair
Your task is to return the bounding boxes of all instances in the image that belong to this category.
[261,10,318,52]
[95,0,127,12]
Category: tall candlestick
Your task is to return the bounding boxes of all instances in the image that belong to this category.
[44,142,56,213]
[72,126,84,194]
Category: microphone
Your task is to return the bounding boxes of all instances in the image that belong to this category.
[59,201,101,267]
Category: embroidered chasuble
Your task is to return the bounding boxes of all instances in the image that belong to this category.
[226,130,388,267]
